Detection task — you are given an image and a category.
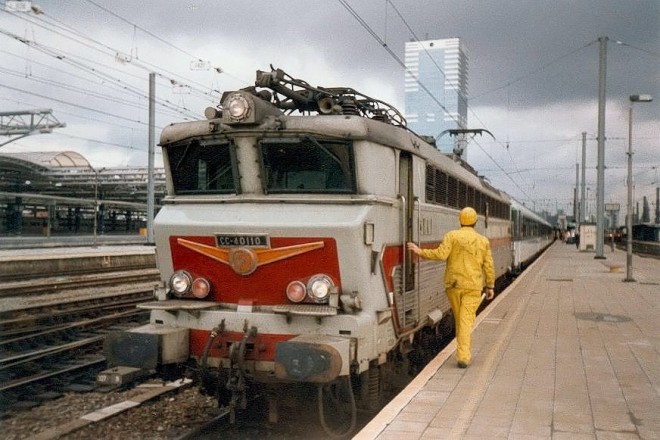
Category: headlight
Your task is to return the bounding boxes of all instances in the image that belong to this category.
[170,270,192,297]
[286,281,307,303]
[192,278,210,299]
[307,274,334,303]
[226,94,250,121]
[221,90,282,125]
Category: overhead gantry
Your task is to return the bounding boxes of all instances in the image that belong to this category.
[0,109,66,147]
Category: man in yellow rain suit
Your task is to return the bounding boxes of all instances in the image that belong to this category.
[407,207,495,368]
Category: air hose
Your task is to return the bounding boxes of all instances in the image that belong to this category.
[318,375,357,438]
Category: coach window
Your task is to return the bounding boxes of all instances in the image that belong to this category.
[259,137,356,194]
[512,208,521,240]
[167,140,238,195]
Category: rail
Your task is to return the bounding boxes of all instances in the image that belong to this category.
[0,260,158,410]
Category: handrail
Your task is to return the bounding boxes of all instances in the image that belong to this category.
[397,194,406,315]
[414,196,420,322]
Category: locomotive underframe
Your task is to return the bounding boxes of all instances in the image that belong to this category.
[145,306,373,373]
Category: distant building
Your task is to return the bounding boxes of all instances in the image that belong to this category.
[404,38,469,156]
[0,151,165,236]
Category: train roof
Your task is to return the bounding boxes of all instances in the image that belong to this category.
[160,112,509,205]
[160,67,510,204]
[510,198,552,226]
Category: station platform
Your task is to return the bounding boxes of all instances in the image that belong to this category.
[0,233,148,250]
[0,242,155,281]
[355,242,660,439]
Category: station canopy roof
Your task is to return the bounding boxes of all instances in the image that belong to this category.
[0,151,166,209]
[9,151,91,168]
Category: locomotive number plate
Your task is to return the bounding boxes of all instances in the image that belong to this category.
[215,234,270,248]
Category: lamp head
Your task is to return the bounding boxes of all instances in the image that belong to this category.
[629,94,653,103]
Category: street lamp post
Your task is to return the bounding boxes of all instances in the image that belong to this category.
[92,167,107,248]
[93,168,99,248]
[624,94,653,282]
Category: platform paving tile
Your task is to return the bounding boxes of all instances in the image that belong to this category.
[423,375,461,392]
[553,400,594,434]
[354,243,660,440]
[409,389,450,406]
[375,431,421,440]
[506,434,551,440]
[552,433,596,440]
[637,427,660,440]
[478,375,522,397]
[591,401,637,433]
[428,409,464,429]
[418,427,455,439]
[515,395,554,416]
[594,432,643,440]
[380,419,427,435]
[395,408,437,424]
[510,395,554,436]
[510,415,552,437]
[465,418,511,438]
[399,400,443,414]
[470,412,513,428]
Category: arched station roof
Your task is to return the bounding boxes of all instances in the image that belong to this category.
[0,151,91,171]
[0,151,166,208]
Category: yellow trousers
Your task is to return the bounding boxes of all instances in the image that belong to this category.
[446,287,482,364]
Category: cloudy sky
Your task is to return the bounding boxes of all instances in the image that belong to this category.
[1,0,658,215]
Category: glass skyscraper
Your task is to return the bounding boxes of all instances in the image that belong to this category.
[404,38,468,156]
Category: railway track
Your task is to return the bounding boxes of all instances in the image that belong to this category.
[0,266,160,412]
[0,268,160,298]
[0,281,155,333]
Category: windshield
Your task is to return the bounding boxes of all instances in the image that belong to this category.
[260,138,355,194]
[167,140,237,195]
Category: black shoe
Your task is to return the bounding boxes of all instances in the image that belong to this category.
[457,361,468,369]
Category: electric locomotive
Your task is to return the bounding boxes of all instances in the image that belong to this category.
[105,67,535,434]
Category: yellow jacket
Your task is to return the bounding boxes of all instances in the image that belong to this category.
[418,226,495,291]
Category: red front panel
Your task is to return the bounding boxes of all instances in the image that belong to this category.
[190,329,292,360]
[169,236,340,306]
[381,244,403,293]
